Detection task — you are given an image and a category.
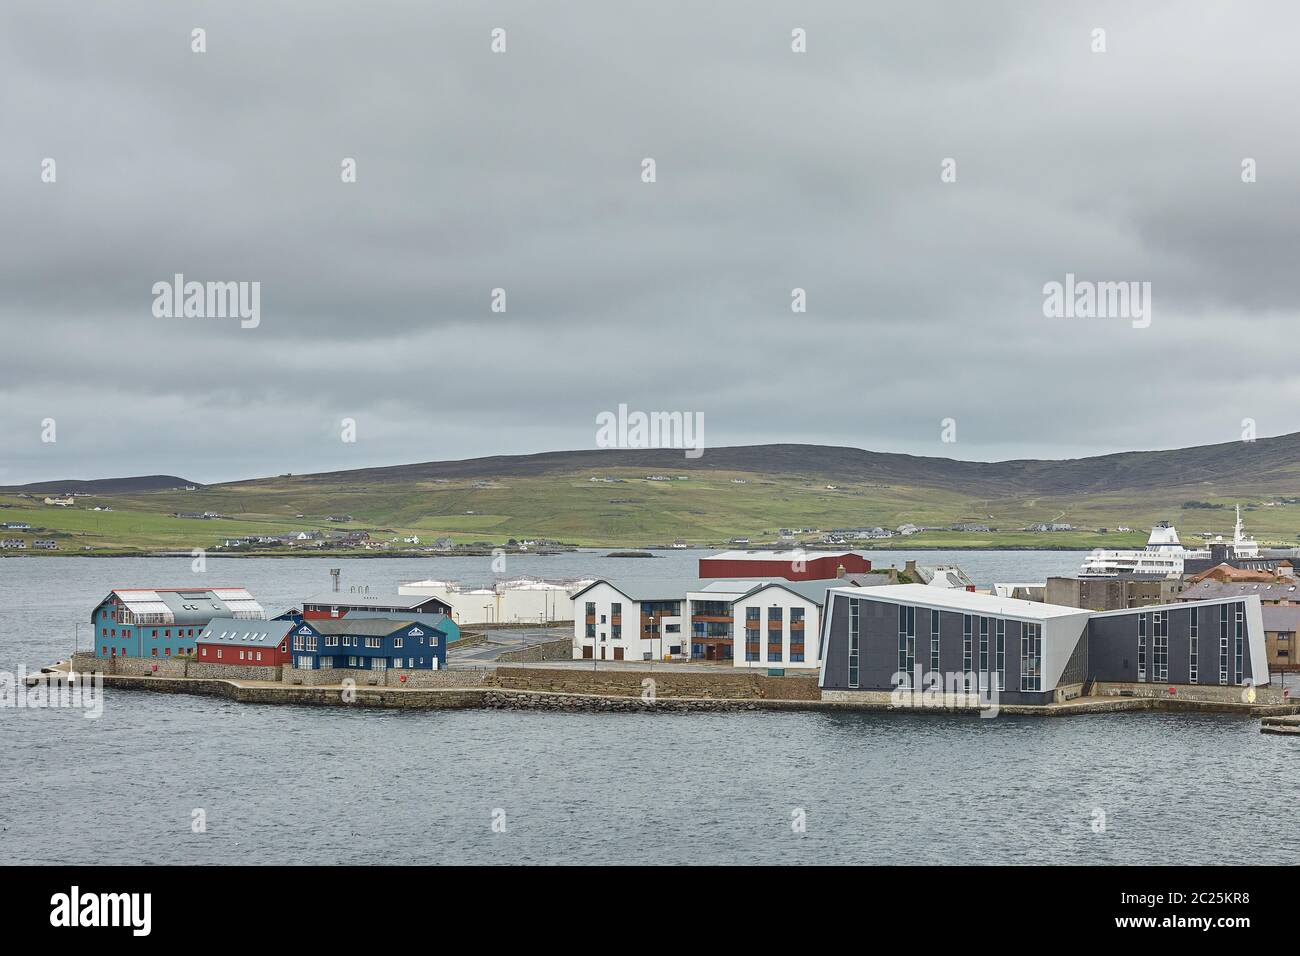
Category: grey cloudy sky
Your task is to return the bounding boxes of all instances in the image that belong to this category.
[3,0,1298,484]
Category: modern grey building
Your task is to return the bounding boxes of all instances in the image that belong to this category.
[818,584,1268,706]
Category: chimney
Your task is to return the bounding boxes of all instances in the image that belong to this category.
[905,559,918,578]
[836,563,846,578]
[330,568,340,593]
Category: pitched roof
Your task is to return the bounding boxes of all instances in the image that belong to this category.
[736,579,841,605]
[336,609,453,633]
[910,565,976,588]
[300,590,447,610]
[843,573,898,587]
[303,617,421,637]
[196,618,294,648]
[1262,605,1300,633]
[1187,563,1282,584]
[571,578,699,602]
[703,550,864,561]
[101,588,264,626]
[1178,580,1300,602]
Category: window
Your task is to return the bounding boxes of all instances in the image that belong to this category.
[962,615,973,690]
[767,607,783,662]
[1137,613,1147,682]
[1219,604,1229,685]
[897,604,915,686]
[1021,622,1041,692]
[790,608,805,663]
[1234,603,1245,684]
[1152,610,1168,681]
[1189,609,1199,683]
[979,616,989,681]
[994,619,1005,691]
[395,637,404,648]
[611,602,621,619]
[847,599,859,688]
[930,609,940,674]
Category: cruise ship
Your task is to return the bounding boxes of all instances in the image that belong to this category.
[1079,506,1259,578]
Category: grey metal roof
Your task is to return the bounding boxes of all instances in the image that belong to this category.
[300,590,448,610]
[577,575,870,606]
[843,573,899,588]
[338,609,452,633]
[305,618,419,637]
[571,578,701,602]
[1178,580,1300,602]
[910,564,976,588]
[196,618,294,648]
[733,579,841,605]
[1262,605,1300,633]
[102,588,265,626]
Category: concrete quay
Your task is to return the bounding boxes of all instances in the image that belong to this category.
[33,658,1300,719]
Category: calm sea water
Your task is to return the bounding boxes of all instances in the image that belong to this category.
[2,552,1293,865]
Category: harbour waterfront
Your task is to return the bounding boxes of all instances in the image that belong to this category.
[2,552,1293,866]
[0,551,1088,670]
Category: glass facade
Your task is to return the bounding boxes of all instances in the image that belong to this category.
[847,599,859,688]
[1020,622,1041,692]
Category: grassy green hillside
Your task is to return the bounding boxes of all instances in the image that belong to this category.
[5,439,1300,553]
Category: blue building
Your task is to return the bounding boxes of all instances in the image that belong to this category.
[288,616,451,671]
[91,587,266,659]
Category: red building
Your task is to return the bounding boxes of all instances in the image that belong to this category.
[195,618,295,667]
[698,550,871,582]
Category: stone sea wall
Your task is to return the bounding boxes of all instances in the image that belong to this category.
[487,666,823,700]
[495,638,573,664]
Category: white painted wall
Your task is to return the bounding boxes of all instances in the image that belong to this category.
[401,581,576,625]
[571,583,685,661]
[730,587,822,670]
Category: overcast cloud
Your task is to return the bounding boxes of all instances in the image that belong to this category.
[2,1,1298,484]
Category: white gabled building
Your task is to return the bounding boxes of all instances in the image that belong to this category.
[571,580,688,662]
[731,579,839,670]
[573,576,861,669]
